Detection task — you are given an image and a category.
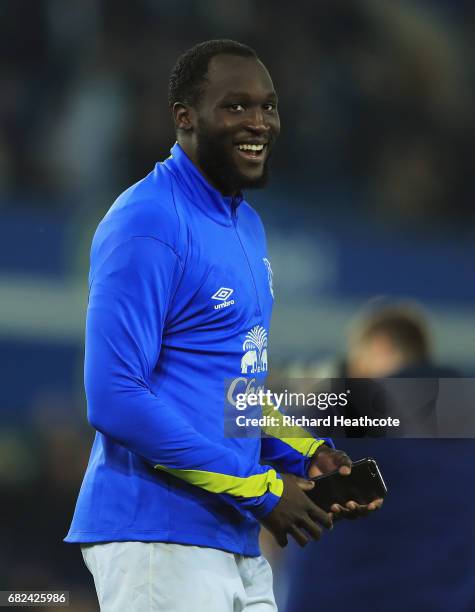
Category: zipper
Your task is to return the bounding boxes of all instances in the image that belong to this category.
[232,202,262,317]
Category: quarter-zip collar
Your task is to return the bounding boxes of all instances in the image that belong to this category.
[162,142,243,226]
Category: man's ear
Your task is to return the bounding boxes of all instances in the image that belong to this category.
[173,102,194,131]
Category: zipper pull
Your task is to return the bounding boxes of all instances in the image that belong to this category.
[231,197,238,221]
[231,193,242,220]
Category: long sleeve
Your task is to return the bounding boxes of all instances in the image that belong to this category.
[85,236,282,519]
[259,400,335,478]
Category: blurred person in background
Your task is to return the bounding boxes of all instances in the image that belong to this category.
[347,302,461,436]
[300,302,460,436]
[283,301,475,612]
[346,301,459,380]
[64,40,379,612]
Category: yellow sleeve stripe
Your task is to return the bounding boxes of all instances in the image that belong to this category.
[274,436,325,457]
[154,464,283,499]
[261,399,326,457]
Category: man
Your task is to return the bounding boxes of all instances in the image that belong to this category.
[347,302,434,379]
[346,303,460,435]
[284,302,474,612]
[66,40,380,611]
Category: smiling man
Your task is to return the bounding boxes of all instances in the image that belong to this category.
[172,49,278,193]
[65,40,380,612]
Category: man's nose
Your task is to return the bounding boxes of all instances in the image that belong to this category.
[244,108,268,133]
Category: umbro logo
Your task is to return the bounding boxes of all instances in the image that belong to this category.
[212,287,234,301]
[211,287,235,310]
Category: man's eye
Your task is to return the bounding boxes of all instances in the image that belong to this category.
[228,104,245,112]
[263,103,276,111]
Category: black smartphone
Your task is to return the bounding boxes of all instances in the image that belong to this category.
[306,458,387,512]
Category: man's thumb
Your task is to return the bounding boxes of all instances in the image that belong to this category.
[295,478,315,491]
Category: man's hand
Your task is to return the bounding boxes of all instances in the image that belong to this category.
[261,473,333,548]
[308,445,384,520]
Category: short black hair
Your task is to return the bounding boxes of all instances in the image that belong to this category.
[168,39,258,108]
[351,303,431,362]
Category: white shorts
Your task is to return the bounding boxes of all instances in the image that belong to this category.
[81,541,278,612]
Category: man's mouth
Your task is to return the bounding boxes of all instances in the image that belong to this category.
[234,143,267,162]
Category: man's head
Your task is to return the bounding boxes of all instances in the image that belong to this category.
[169,40,280,195]
[347,303,431,378]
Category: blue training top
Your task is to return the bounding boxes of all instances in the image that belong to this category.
[65,143,329,556]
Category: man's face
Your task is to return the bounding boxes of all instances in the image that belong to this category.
[349,334,405,379]
[190,54,280,195]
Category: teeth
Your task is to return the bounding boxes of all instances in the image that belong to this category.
[237,144,265,152]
